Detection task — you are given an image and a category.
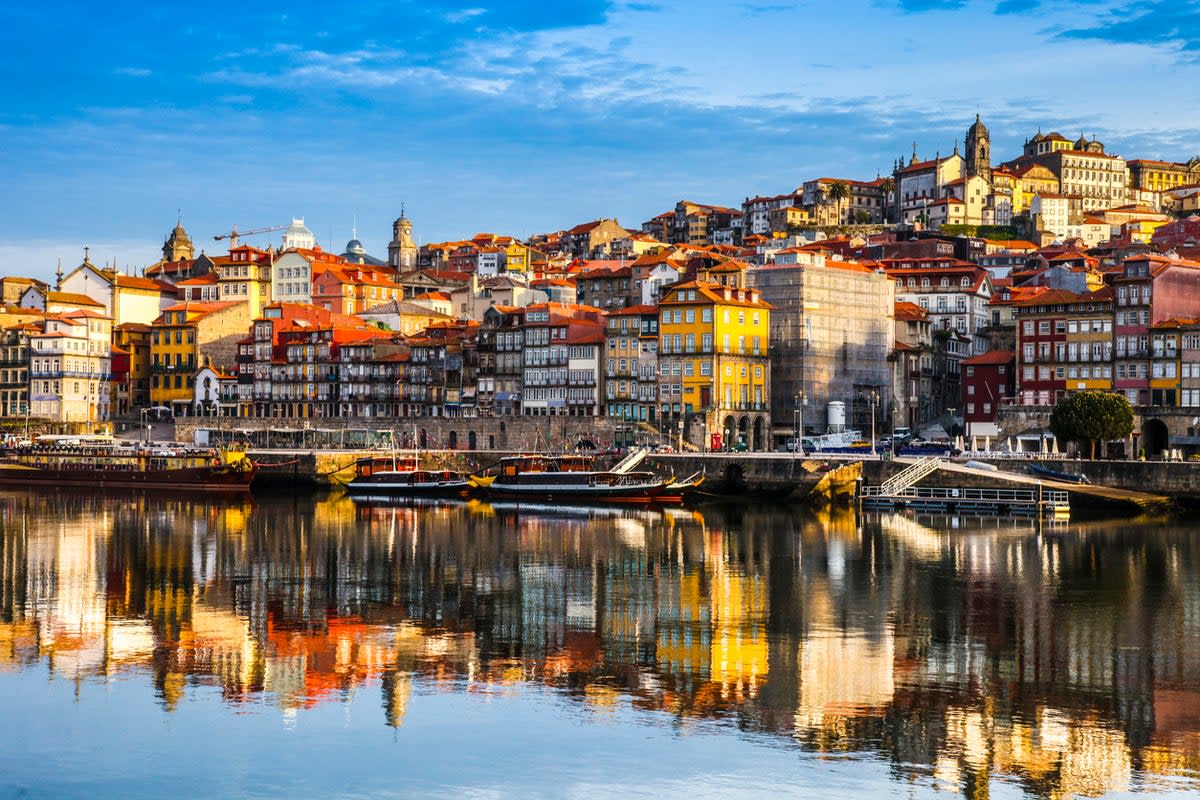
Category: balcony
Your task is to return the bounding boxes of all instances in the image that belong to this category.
[151,363,195,374]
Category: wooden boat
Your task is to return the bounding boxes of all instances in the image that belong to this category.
[1027,462,1089,483]
[470,448,675,504]
[0,435,254,491]
[346,454,470,497]
[656,471,705,505]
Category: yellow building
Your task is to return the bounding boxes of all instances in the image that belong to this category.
[658,280,771,450]
[212,246,273,319]
[112,322,152,415]
[1150,320,1183,407]
[1065,287,1115,393]
[150,301,250,413]
[1012,164,1060,216]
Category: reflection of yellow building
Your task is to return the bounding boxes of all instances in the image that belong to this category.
[708,534,768,695]
[656,571,711,683]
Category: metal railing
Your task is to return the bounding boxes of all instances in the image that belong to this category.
[877,456,941,495]
[863,485,1070,505]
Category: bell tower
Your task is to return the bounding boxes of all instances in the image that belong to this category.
[162,217,195,262]
[387,206,417,270]
[965,114,991,183]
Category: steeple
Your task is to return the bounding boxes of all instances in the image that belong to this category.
[55,258,63,290]
[162,218,195,262]
[388,207,417,270]
[965,114,992,183]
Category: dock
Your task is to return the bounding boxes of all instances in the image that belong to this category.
[861,484,1070,516]
[863,456,1174,518]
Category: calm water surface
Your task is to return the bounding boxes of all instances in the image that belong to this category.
[2,490,1199,799]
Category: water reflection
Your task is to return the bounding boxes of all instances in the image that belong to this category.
[2,491,1199,797]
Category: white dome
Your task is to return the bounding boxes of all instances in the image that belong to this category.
[282,217,315,250]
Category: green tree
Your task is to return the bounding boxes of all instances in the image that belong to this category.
[828,181,849,226]
[1048,391,1134,459]
[878,177,896,223]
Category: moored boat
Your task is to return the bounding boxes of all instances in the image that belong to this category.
[0,435,254,490]
[469,448,679,504]
[346,454,471,497]
[1027,462,1089,483]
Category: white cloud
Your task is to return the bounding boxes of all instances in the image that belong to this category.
[445,7,487,23]
[114,66,152,77]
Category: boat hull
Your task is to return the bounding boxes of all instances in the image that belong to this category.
[0,463,254,491]
[482,482,670,504]
[346,479,470,497]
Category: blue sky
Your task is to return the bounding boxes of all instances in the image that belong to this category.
[2,0,1198,280]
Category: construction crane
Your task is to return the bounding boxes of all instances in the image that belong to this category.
[213,224,288,250]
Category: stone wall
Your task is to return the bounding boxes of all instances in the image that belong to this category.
[176,415,619,453]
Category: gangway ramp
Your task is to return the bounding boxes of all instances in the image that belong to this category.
[877,456,941,495]
[934,459,1173,515]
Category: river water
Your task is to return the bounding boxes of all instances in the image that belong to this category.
[1,490,1198,799]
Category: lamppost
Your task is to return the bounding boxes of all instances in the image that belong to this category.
[139,408,149,445]
[677,416,683,453]
[793,389,806,461]
[867,389,878,457]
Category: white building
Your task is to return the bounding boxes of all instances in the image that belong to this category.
[1031,193,1071,238]
[270,251,314,304]
[27,310,112,423]
[281,218,316,251]
[57,259,167,325]
[641,262,683,305]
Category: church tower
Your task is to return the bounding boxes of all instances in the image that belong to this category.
[162,219,195,262]
[965,114,991,183]
[387,209,417,270]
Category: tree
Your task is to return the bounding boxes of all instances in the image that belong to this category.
[878,177,896,223]
[827,181,850,226]
[1048,391,1134,459]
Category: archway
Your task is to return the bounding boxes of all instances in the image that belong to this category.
[448,430,458,450]
[419,428,428,449]
[468,431,477,450]
[722,415,736,450]
[738,416,749,448]
[752,417,765,452]
[1142,418,1169,457]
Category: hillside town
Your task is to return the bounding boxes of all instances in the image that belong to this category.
[4,115,1200,455]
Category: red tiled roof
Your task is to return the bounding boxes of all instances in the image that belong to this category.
[962,350,1014,366]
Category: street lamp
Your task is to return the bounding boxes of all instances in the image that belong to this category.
[866,389,878,457]
[793,389,806,460]
[677,416,683,452]
[139,408,149,445]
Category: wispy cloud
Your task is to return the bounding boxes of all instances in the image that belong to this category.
[740,2,795,14]
[892,0,967,11]
[995,0,1038,13]
[113,66,151,77]
[444,7,487,23]
[1057,1,1200,60]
